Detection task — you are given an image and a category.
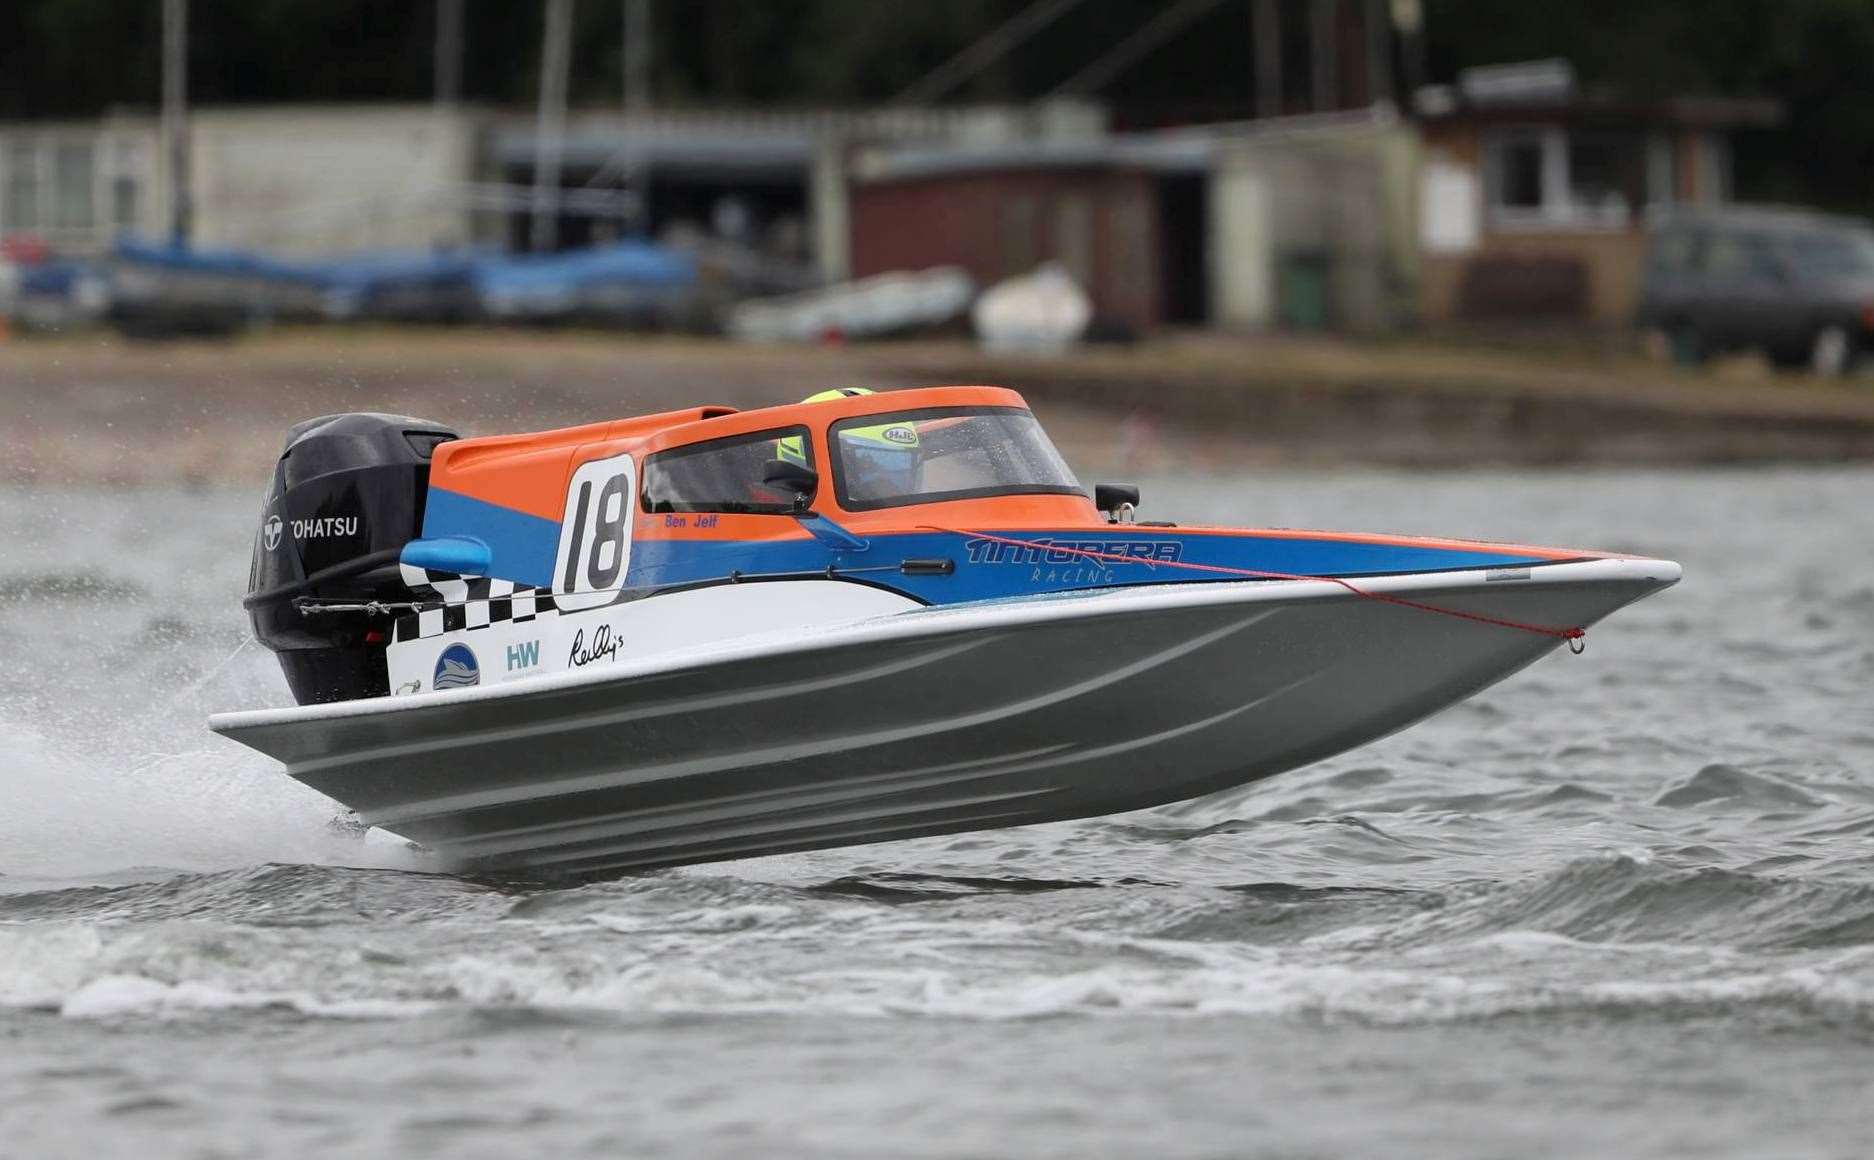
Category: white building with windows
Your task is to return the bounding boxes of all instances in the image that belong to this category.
[0,69,1783,335]
[0,100,1104,276]
[0,114,158,250]
[0,105,483,256]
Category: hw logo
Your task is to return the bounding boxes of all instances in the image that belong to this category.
[506,640,541,671]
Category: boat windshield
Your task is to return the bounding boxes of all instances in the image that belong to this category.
[829,406,1083,511]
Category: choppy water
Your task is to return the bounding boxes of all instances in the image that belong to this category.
[2,468,1872,1159]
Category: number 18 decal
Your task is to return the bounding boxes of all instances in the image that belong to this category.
[554,453,634,606]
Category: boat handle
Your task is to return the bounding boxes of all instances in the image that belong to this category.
[241,548,405,610]
[899,558,955,576]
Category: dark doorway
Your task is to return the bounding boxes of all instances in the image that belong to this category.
[1157,174,1209,325]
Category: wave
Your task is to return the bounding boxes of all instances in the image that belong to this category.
[0,863,498,924]
[3,860,1871,1028]
[1653,764,1826,811]
[5,921,1867,1027]
[1312,854,1874,953]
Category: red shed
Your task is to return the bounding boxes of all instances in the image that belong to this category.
[847,143,1211,333]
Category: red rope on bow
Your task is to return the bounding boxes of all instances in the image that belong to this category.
[924,526,1587,652]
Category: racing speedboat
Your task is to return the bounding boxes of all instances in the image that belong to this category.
[210,386,1680,876]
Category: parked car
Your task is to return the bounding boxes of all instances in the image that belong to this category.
[1638,207,1874,375]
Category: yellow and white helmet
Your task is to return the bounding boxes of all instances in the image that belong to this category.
[802,387,875,404]
[778,387,920,467]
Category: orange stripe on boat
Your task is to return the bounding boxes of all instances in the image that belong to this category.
[430,407,738,521]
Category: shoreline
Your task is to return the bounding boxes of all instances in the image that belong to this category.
[6,328,1874,485]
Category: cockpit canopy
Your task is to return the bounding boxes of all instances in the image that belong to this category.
[829,406,1081,511]
[639,400,1083,516]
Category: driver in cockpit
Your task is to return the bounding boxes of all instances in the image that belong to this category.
[780,388,923,504]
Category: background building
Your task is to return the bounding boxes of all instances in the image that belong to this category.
[1414,60,1781,326]
[0,4,1813,340]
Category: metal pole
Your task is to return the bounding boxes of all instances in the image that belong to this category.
[621,0,651,234]
[1371,0,1401,107]
[1047,0,1227,97]
[1253,0,1283,120]
[623,0,650,110]
[434,0,464,107]
[530,0,573,253]
[891,0,1088,105]
[1311,0,1339,113]
[162,0,191,244]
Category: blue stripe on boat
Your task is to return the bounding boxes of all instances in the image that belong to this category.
[421,489,560,589]
[626,530,1563,606]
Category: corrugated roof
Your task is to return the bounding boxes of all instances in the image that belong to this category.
[854,135,1214,182]
[852,106,1400,183]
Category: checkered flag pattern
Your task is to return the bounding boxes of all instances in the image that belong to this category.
[394,564,558,643]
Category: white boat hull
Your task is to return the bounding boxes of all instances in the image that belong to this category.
[210,558,1679,876]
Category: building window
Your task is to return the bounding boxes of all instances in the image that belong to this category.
[1484,128,1651,229]
[1492,134,1545,211]
[110,141,143,230]
[52,141,96,231]
[3,142,38,231]
[1567,133,1645,222]
[112,174,138,230]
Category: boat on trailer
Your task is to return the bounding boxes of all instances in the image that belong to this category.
[210,386,1679,876]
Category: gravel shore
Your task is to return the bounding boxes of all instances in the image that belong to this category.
[7,328,1874,486]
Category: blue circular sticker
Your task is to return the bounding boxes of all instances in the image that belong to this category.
[433,643,480,690]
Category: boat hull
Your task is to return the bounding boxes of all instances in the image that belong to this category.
[209,558,1678,876]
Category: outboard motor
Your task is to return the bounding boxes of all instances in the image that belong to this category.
[247,413,458,705]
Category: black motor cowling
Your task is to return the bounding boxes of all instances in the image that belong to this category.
[247,413,458,705]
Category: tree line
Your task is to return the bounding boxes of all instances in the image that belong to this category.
[5,0,1872,213]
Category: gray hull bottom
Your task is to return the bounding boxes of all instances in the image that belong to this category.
[211,561,1678,877]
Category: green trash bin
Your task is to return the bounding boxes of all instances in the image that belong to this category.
[1279,250,1330,331]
